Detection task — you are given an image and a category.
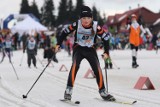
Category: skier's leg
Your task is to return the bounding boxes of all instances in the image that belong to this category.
[32,54,37,67]
[108,58,112,69]
[27,54,31,67]
[52,51,58,63]
[64,49,83,100]
[86,49,115,101]
[0,49,6,63]
[131,44,139,68]
[6,49,11,63]
[8,51,11,63]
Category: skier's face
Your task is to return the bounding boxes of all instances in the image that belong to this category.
[132,17,137,22]
[30,37,34,42]
[81,17,93,27]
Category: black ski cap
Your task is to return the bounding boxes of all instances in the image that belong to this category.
[80,6,92,18]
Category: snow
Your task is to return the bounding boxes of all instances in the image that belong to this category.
[0,49,160,107]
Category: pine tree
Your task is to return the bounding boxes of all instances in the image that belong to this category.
[74,0,84,20]
[57,0,68,25]
[30,0,40,19]
[92,5,105,26]
[41,0,55,28]
[67,0,74,23]
[19,0,30,13]
[92,5,98,21]
[97,11,104,26]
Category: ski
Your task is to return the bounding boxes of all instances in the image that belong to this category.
[60,99,80,106]
[95,98,137,105]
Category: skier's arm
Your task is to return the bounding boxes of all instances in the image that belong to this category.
[140,25,146,36]
[96,26,110,55]
[126,17,131,30]
[57,22,77,46]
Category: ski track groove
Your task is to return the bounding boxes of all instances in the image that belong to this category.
[34,66,160,106]
[0,75,52,107]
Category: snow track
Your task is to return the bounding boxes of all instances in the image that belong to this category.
[1,49,160,107]
[33,66,160,106]
[0,75,54,107]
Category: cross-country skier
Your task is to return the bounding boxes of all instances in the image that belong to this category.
[127,14,146,68]
[0,33,12,63]
[55,6,115,101]
[156,36,160,53]
[23,36,37,68]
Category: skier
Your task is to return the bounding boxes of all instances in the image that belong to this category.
[55,6,115,101]
[23,36,37,68]
[0,33,12,63]
[156,36,160,53]
[0,33,3,52]
[50,33,58,63]
[127,14,146,68]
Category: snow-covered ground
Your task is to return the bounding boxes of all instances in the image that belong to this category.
[0,49,160,107]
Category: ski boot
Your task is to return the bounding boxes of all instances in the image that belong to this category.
[132,56,139,68]
[34,64,37,68]
[99,89,116,101]
[132,62,139,68]
[53,57,58,63]
[64,87,73,100]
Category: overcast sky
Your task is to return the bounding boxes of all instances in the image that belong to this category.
[0,0,160,18]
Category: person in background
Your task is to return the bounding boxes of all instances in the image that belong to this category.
[156,36,160,53]
[0,33,12,63]
[127,14,146,68]
[0,32,3,52]
[50,33,58,63]
[23,36,37,68]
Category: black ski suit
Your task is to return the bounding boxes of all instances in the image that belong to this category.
[57,20,110,91]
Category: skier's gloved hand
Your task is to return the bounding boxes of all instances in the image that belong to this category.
[55,45,60,53]
[101,53,109,60]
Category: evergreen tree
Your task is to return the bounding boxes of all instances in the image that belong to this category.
[57,0,68,25]
[19,0,30,13]
[30,0,40,19]
[92,5,105,26]
[67,0,74,23]
[74,0,84,20]
[97,11,104,26]
[92,5,98,21]
[41,0,55,28]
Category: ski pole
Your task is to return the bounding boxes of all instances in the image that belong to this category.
[10,61,19,80]
[22,56,53,99]
[19,53,25,66]
[104,60,108,93]
[101,54,109,93]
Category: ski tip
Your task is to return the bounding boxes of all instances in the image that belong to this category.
[133,100,137,104]
[75,101,80,104]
